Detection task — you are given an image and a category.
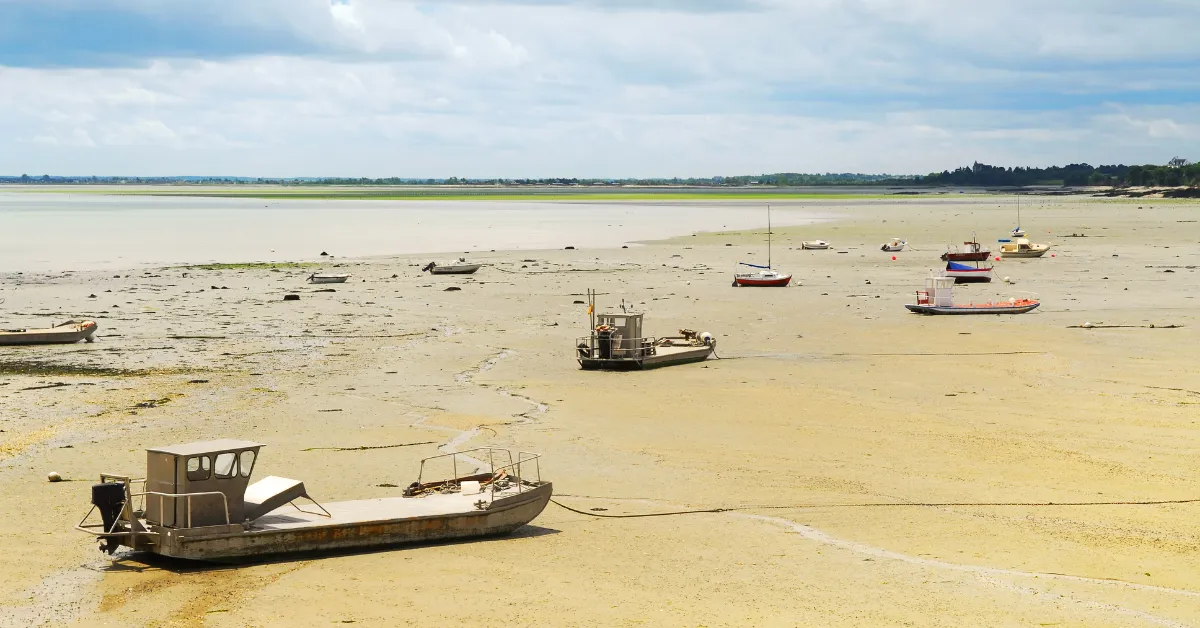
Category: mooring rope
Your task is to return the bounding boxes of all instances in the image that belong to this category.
[550,496,1200,519]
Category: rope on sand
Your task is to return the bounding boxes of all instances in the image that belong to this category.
[301,441,435,452]
[551,496,1200,519]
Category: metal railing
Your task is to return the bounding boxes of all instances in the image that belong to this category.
[76,488,231,541]
[142,490,232,528]
[575,335,658,360]
[416,448,543,496]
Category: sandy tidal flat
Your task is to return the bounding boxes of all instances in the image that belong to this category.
[1,196,1199,627]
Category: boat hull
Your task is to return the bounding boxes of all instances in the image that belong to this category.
[733,274,792,287]
[1000,250,1049,258]
[944,273,993,283]
[579,346,714,370]
[151,483,552,561]
[942,264,994,283]
[0,321,98,346]
[308,276,349,284]
[801,242,829,250]
[905,303,1039,315]
[941,252,991,262]
[429,265,481,275]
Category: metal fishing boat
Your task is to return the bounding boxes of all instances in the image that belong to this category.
[941,234,991,262]
[76,440,550,561]
[0,320,98,345]
[576,290,715,370]
[906,274,1039,315]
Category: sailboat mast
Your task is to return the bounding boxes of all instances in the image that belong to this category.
[767,204,772,269]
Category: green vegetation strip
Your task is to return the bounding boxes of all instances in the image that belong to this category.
[0,360,151,377]
[118,191,900,201]
[173,262,319,270]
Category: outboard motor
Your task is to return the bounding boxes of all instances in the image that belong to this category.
[91,482,126,554]
[596,327,614,359]
[421,262,436,273]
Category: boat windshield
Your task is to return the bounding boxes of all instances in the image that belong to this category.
[239,450,256,477]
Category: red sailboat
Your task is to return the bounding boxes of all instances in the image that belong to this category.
[733,205,792,287]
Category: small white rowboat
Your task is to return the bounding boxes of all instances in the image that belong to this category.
[0,320,98,345]
[307,273,351,284]
[801,240,831,250]
[423,259,482,275]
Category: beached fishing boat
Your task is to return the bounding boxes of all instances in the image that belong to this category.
[801,240,830,250]
[998,237,1051,258]
[76,440,550,561]
[422,258,481,275]
[733,266,792,287]
[0,320,98,345]
[942,261,994,283]
[906,274,1038,315]
[733,205,792,287]
[576,289,715,370]
[941,234,991,262]
[307,273,351,284]
[880,237,907,252]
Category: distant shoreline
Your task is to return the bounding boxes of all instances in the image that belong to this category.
[3,183,1197,201]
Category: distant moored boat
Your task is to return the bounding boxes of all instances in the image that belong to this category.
[0,320,98,345]
[307,273,351,284]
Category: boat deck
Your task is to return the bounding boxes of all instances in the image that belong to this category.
[252,491,503,530]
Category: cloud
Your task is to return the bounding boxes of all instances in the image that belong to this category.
[0,0,1197,175]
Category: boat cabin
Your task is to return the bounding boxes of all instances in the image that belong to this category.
[145,440,263,528]
[916,275,955,307]
[593,312,644,359]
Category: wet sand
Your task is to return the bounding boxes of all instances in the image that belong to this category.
[2,196,1199,626]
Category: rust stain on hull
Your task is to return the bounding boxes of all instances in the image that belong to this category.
[156,483,551,561]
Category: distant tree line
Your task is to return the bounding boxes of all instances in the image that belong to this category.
[919,160,1199,187]
[1,160,1195,188]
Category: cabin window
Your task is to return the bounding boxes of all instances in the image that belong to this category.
[239,450,256,478]
[214,452,237,478]
[185,456,211,481]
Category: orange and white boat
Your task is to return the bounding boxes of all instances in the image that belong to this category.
[906,275,1039,315]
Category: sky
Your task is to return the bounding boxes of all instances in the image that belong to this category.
[0,0,1197,178]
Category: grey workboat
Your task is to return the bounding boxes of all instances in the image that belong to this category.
[77,441,551,561]
[575,289,716,370]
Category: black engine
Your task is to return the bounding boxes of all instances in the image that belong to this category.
[91,482,127,554]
